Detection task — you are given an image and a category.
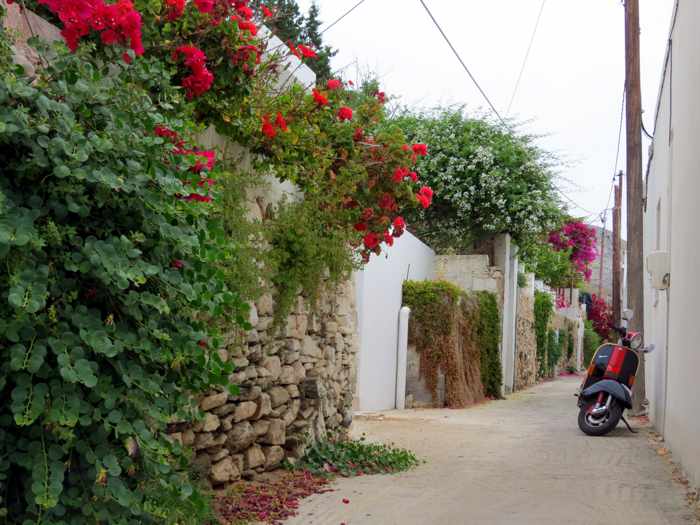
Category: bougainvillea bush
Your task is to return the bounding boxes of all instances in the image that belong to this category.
[0,42,246,523]
[393,107,563,253]
[588,294,613,340]
[548,220,598,281]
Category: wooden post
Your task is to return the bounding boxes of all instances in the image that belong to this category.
[598,217,606,298]
[624,0,646,414]
[612,174,623,326]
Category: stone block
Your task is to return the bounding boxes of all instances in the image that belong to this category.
[279,365,295,385]
[261,419,286,446]
[227,422,256,452]
[261,355,282,380]
[264,446,285,469]
[234,401,258,422]
[200,392,228,411]
[252,391,271,418]
[210,456,240,484]
[268,386,290,408]
[253,419,271,437]
[244,445,266,470]
[256,293,274,316]
[301,336,321,358]
[202,413,221,432]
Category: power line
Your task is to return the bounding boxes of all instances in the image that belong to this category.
[417,0,508,128]
[600,85,626,225]
[506,0,547,115]
[320,0,369,36]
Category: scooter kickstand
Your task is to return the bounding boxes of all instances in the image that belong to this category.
[621,415,637,434]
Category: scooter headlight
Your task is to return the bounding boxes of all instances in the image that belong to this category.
[630,333,643,350]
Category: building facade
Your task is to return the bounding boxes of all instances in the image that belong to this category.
[643,0,700,487]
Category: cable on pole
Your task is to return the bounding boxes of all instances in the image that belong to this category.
[506,0,547,116]
[417,0,508,128]
[320,0,369,36]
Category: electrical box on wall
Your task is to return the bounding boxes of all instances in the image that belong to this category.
[646,251,670,290]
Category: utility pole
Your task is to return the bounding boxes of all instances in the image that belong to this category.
[598,215,606,298]
[612,171,623,326]
[624,0,646,414]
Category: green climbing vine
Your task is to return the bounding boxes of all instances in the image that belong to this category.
[534,291,553,378]
[402,281,502,404]
[475,291,502,398]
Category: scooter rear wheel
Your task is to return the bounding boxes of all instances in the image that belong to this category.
[578,398,622,436]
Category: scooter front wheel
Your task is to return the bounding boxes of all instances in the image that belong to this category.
[578,397,622,436]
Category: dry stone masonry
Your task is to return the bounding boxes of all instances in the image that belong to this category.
[171,280,359,486]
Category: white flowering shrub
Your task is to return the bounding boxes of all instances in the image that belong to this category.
[394,109,563,253]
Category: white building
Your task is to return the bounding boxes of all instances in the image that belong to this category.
[643,0,700,488]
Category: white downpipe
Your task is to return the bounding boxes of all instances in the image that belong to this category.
[395,306,410,409]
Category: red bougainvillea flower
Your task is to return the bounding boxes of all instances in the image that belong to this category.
[186,193,213,203]
[40,0,144,55]
[237,19,258,35]
[236,4,253,19]
[261,4,273,17]
[392,216,406,237]
[361,207,374,221]
[409,171,419,182]
[416,186,433,208]
[198,339,208,348]
[375,91,386,103]
[327,78,342,90]
[171,259,184,269]
[353,128,364,142]
[393,166,409,183]
[297,44,317,58]
[312,89,329,106]
[354,222,367,232]
[287,41,302,59]
[165,0,184,20]
[337,107,353,121]
[383,231,394,247]
[378,192,397,211]
[154,125,179,141]
[192,150,215,173]
[412,143,428,156]
[261,115,277,139]
[275,112,288,132]
[173,45,214,98]
[363,233,379,250]
[194,0,214,13]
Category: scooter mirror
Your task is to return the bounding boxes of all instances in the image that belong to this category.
[642,344,656,353]
[622,308,634,321]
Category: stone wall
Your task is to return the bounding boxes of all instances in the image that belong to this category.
[174,279,359,486]
[515,292,537,390]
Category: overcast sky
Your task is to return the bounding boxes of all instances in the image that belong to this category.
[297,0,675,230]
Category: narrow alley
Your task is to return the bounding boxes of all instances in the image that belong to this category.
[289,377,696,525]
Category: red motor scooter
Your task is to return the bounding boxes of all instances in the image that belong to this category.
[577,312,654,436]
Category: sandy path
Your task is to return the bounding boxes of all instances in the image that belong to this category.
[287,377,696,525]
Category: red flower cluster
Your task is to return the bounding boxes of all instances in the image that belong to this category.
[312,89,329,106]
[416,186,433,208]
[261,4,273,17]
[392,166,418,183]
[588,294,612,339]
[173,45,214,99]
[288,42,317,59]
[39,0,144,57]
[155,125,216,202]
[261,112,288,139]
[165,0,185,20]
[327,79,343,90]
[337,107,353,121]
[549,221,598,281]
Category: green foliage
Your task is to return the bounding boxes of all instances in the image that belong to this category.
[0,44,243,524]
[296,436,420,477]
[534,291,553,377]
[583,320,601,366]
[402,282,501,401]
[520,240,579,288]
[475,291,502,398]
[566,329,575,360]
[266,198,358,324]
[517,272,527,288]
[546,330,561,375]
[393,108,564,253]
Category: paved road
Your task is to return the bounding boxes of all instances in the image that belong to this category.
[288,377,696,525]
